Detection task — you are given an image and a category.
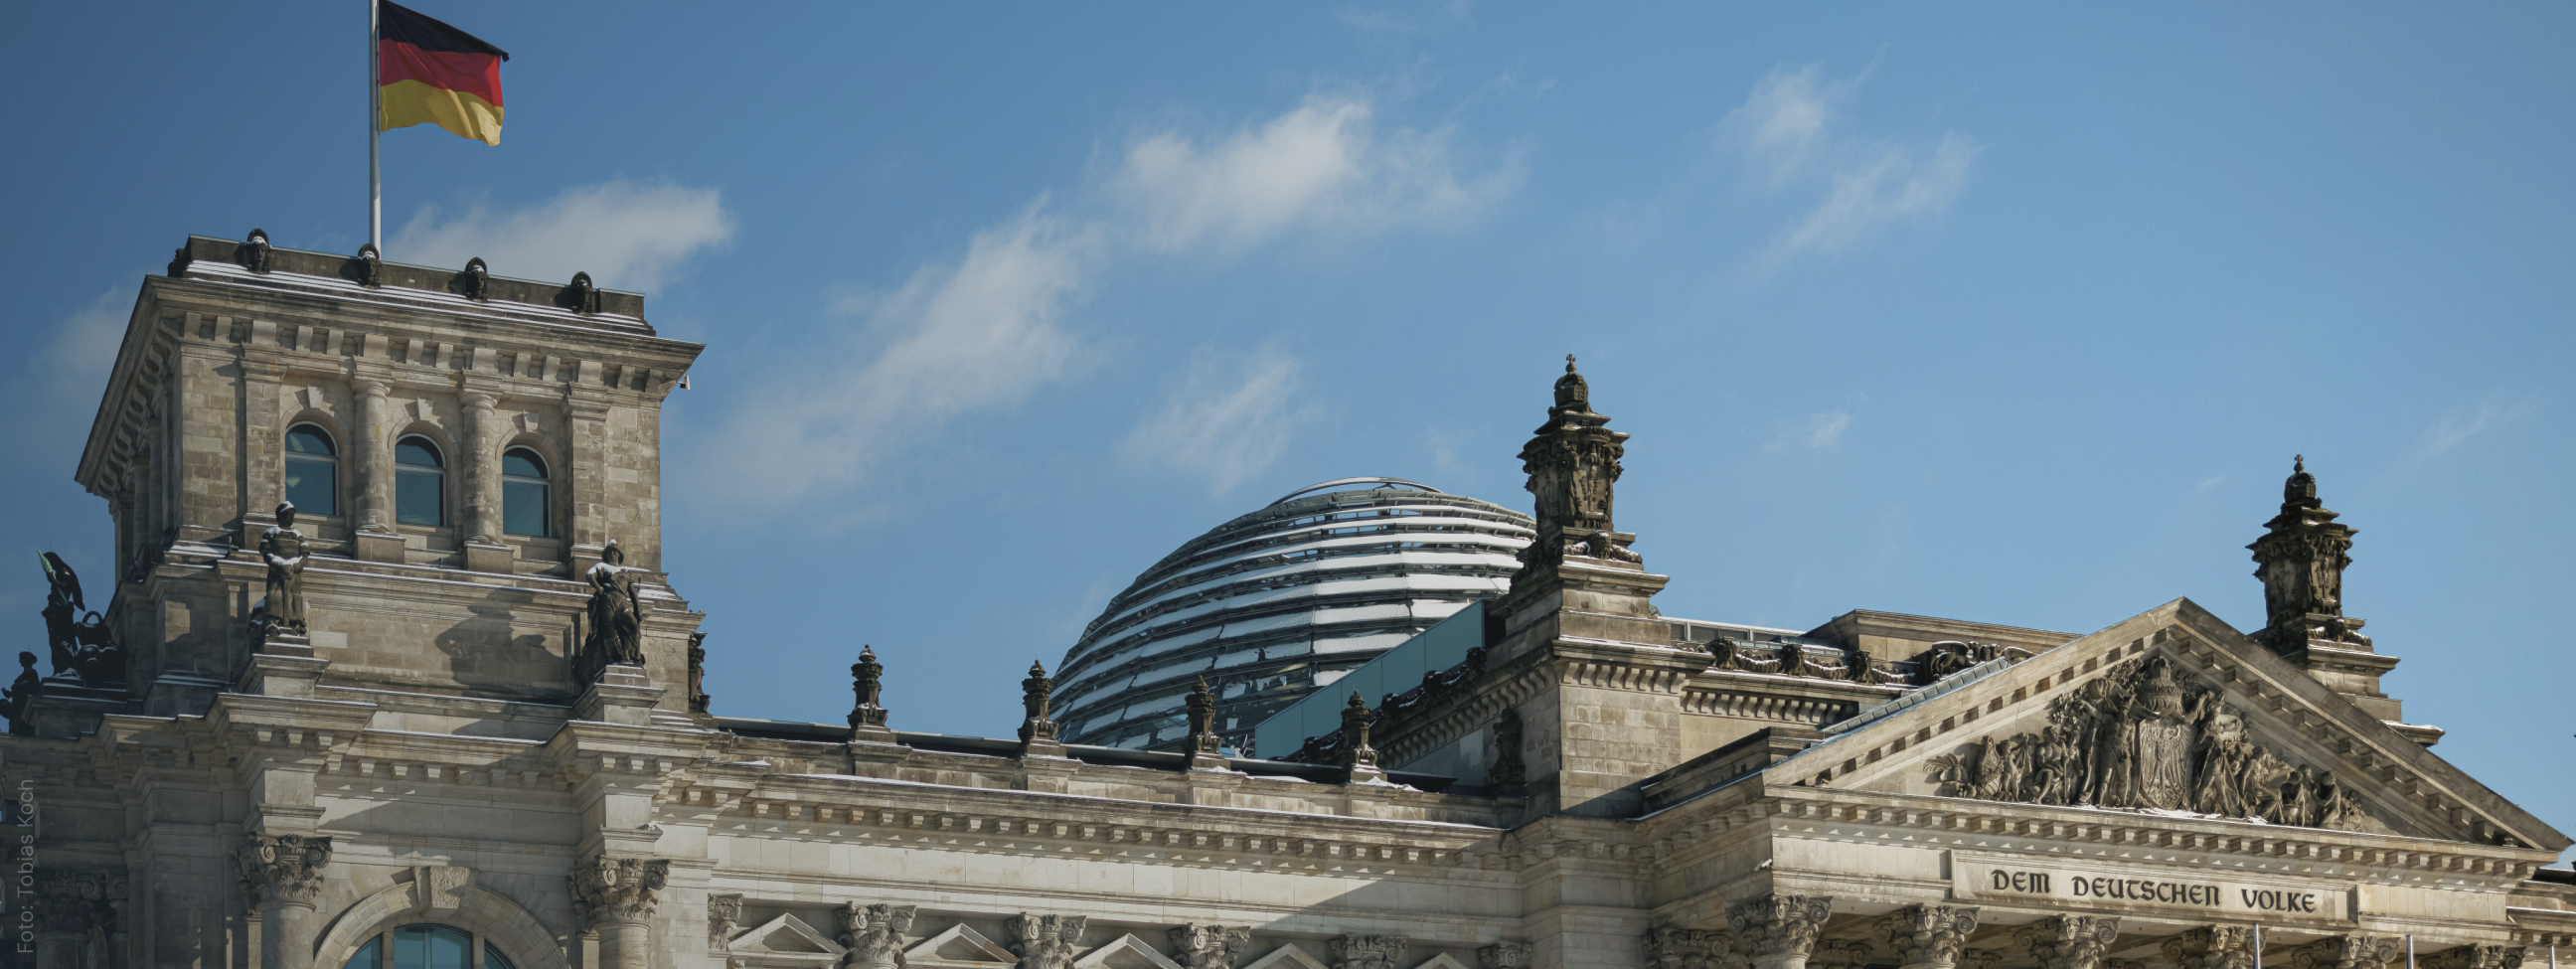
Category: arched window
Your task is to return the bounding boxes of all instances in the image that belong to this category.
[284,424,337,517]
[501,448,550,538]
[340,925,519,969]
[395,436,445,527]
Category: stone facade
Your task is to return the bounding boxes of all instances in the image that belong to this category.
[0,238,2568,969]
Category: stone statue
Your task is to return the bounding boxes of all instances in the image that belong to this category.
[1341,692,1379,770]
[1183,676,1225,768]
[259,502,310,637]
[687,632,711,713]
[1489,708,1528,795]
[39,553,122,686]
[3,651,38,734]
[583,541,645,672]
[848,645,895,743]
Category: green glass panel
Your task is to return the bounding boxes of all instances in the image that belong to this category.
[285,459,336,517]
[286,427,335,455]
[396,470,442,527]
[391,926,470,969]
[341,937,380,969]
[396,439,442,468]
[501,450,545,479]
[503,480,549,537]
[483,942,517,969]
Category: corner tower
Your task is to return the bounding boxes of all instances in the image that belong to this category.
[64,232,706,727]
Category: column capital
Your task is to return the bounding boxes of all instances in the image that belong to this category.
[1727,894,1834,966]
[839,903,917,969]
[2421,945,2527,969]
[2161,926,2256,969]
[571,856,669,928]
[1643,925,1742,969]
[1875,905,1980,969]
[2290,936,2403,969]
[2021,916,2121,969]
[236,834,332,908]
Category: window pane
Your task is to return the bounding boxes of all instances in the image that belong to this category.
[341,937,381,969]
[391,926,471,969]
[483,942,518,969]
[396,470,442,526]
[285,459,336,517]
[286,427,335,455]
[396,439,442,468]
[501,450,545,479]
[503,480,549,537]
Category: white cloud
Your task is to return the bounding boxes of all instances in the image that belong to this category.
[1769,408,1854,450]
[1113,95,1517,251]
[2417,396,2535,456]
[1121,345,1317,493]
[1723,65,1978,268]
[3,284,132,452]
[708,211,1099,508]
[389,178,734,291]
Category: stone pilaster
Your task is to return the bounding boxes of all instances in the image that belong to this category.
[1875,905,1980,969]
[2420,945,2527,969]
[1170,924,1252,969]
[1728,894,1834,969]
[571,856,669,969]
[2290,936,2402,969]
[2019,916,2120,969]
[1011,914,1088,969]
[238,835,331,969]
[838,902,916,969]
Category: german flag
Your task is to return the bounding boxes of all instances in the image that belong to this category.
[377,1,510,146]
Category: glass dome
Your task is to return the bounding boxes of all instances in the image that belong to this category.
[1053,478,1532,755]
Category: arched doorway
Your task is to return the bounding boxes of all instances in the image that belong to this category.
[340,924,521,969]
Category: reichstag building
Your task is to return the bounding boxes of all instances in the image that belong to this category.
[4,233,2567,969]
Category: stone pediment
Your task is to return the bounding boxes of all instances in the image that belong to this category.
[1766,598,2567,852]
[904,923,1019,967]
[1071,933,1184,969]
[726,913,846,965]
[1240,944,1331,969]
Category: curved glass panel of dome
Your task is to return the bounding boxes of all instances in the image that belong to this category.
[1052,478,1531,756]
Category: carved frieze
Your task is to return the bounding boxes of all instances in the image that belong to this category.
[2016,916,2119,969]
[1012,913,1087,969]
[2289,936,2401,969]
[1333,934,1410,969]
[1921,653,2371,829]
[1170,924,1251,969]
[236,835,331,908]
[839,903,916,969]
[1875,905,1979,969]
[570,856,668,927]
[1729,894,1834,964]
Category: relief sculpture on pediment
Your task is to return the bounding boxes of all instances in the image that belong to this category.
[1923,654,2374,831]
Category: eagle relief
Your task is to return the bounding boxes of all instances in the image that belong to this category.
[1923,655,2373,831]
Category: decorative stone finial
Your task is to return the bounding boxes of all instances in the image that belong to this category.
[239,229,272,272]
[352,242,383,288]
[1517,355,1637,582]
[1340,692,1383,783]
[1017,660,1064,756]
[849,645,892,741]
[460,256,491,301]
[2248,455,2367,654]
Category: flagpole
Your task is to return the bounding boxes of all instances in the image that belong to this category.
[368,0,383,252]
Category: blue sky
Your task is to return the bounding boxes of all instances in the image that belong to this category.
[4,4,2569,847]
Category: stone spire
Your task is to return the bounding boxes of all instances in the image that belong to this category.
[2248,456,2367,654]
[1514,355,1640,586]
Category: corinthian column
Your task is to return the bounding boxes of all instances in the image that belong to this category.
[1728,894,1835,969]
[1875,905,1980,969]
[2020,916,2121,969]
[238,836,332,969]
[2163,926,2256,969]
[572,857,670,969]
